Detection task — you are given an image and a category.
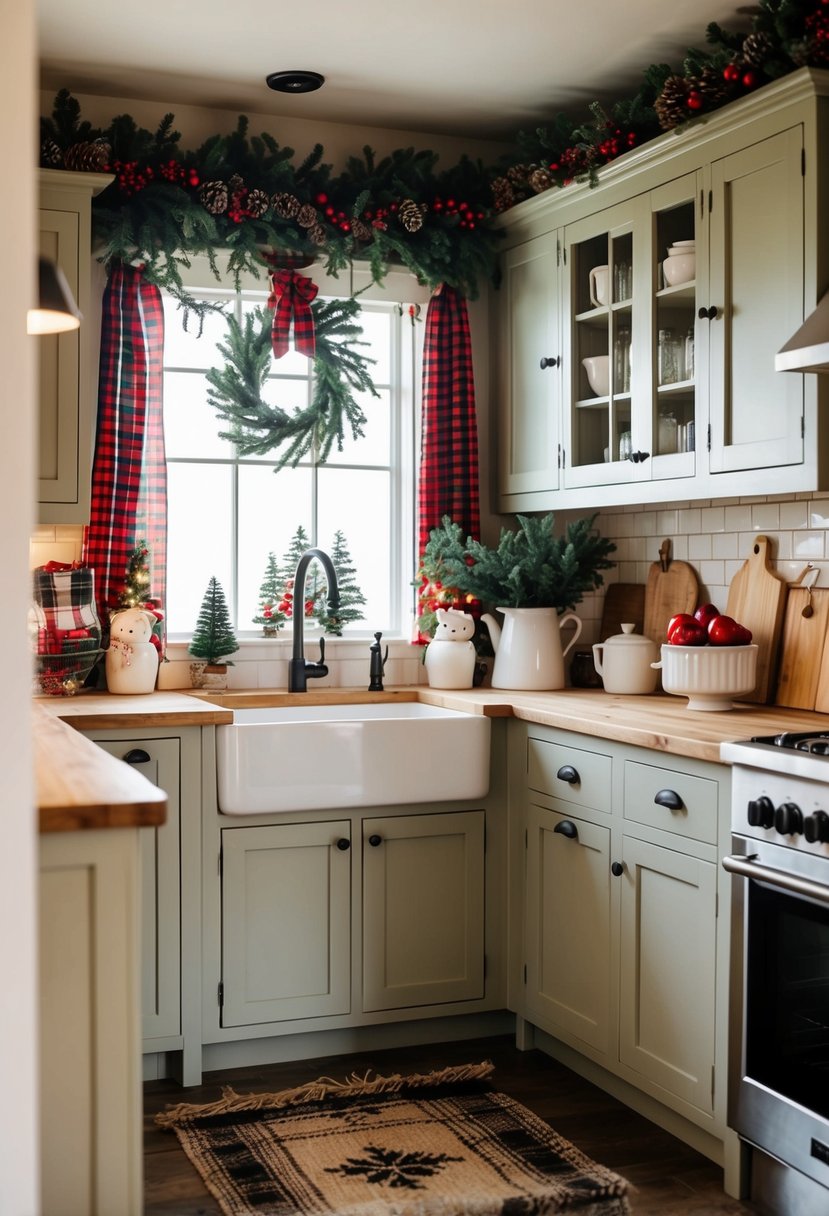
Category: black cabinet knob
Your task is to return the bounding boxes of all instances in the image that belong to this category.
[697,305,718,320]
[611,861,624,877]
[368,834,382,847]
[747,795,775,829]
[123,748,151,765]
[774,801,803,837]
[539,356,560,369]
[553,820,578,840]
[556,764,579,785]
[804,810,829,844]
[336,838,351,851]
[654,788,683,811]
[628,450,650,463]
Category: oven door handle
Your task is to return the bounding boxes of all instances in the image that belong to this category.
[722,852,829,905]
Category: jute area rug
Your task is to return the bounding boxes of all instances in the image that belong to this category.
[157,1061,631,1216]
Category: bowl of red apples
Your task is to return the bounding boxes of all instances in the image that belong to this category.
[652,603,758,711]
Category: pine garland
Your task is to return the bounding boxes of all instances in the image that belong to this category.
[205,298,377,468]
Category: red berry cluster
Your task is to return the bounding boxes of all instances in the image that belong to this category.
[316,193,353,233]
[722,62,760,90]
[431,197,484,229]
[158,158,200,188]
[111,159,155,196]
[806,4,829,63]
[596,127,638,162]
[548,145,591,184]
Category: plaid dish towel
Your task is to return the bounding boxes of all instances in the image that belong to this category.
[30,565,103,656]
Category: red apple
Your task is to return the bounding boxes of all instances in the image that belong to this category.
[666,613,697,641]
[694,603,720,629]
[707,614,753,646]
[669,619,709,646]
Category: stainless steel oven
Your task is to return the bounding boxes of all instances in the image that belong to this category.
[723,732,829,1215]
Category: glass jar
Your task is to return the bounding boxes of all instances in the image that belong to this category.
[684,327,695,380]
[613,326,631,393]
[658,328,681,385]
[658,413,678,455]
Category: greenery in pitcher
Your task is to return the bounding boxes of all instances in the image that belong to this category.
[419,513,615,630]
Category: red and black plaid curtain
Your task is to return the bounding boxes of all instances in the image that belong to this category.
[82,264,167,637]
[416,284,480,622]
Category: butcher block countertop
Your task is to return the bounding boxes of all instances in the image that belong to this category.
[34,704,168,833]
[35,689,234,730]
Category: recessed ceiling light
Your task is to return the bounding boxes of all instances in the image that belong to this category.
[266,71,325,94]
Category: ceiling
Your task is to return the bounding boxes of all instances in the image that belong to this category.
[37,0,752,141]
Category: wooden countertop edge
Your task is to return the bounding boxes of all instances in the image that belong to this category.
[34,705,167,833]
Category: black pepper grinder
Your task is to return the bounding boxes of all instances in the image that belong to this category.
[368,631,388,692]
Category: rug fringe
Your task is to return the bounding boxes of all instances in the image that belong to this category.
[156,1060,495,1129]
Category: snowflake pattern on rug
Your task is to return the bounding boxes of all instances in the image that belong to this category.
[326,1143,464,1190]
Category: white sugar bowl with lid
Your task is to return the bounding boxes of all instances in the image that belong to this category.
[592,623,660,694]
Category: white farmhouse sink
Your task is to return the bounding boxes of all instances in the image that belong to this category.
[216,701,491,815]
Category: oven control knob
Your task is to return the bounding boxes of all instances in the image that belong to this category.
[747,796,775,829]
[804,810,829,844]
[774,801,804,836]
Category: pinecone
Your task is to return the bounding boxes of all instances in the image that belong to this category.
[506,163,531,185]
[272,192,300,219]
[307,221,328,247]
[245,189,270,219]
[491,176,516,213]
[350,217,372,242]
[296,203,318,228]
[200,180,229,215]
[697,64,729,106]
[741,31,775,68]
[528,166,554,194]
[63,139,112,172]
[227,173,245,195]
[40,137,63,168]
[398,198,427,233]
[655,75,691,130]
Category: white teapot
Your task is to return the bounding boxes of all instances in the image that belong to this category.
[592,623,659,695]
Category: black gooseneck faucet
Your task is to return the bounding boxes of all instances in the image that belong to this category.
[288,548,340,692]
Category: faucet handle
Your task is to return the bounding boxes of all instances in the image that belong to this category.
[318,637,325,664]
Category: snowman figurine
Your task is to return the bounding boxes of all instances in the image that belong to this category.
[424,607,477,689]
[105,607,160,694]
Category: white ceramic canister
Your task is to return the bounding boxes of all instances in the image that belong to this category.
[592,623,659,694]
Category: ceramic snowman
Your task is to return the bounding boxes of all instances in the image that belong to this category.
[105,607,159,694]
[424,607,477,689]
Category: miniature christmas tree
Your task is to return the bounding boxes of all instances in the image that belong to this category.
[276,525,322,619]
[189,577,239,666]
[316,530,366,635]
[252,552,287,636]
[118,539,152,608]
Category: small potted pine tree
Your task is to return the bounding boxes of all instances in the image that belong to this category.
[189,577,239,689]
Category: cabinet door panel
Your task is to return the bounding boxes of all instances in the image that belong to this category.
[363,810,484,1010]
[708,127,804,473]
[619,836,716,1113]
[221,821,351,1026]
[525,804,613,1054]
[37,209,81,504]
[499,232,560,495]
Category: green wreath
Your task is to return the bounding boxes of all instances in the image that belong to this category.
[206,297,377,469]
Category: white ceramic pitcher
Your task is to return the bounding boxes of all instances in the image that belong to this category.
[481,606,582,690]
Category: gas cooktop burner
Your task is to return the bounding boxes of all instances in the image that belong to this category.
[752,731,829,754]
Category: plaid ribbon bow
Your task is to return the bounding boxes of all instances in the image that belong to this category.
[268,269,319,359]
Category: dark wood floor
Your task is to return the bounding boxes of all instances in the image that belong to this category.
[144,1034,757,1215]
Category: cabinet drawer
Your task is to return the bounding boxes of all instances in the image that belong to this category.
[623,759,718,844]
[528,737,612,812]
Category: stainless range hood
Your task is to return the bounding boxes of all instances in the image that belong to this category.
[776,292,829,373]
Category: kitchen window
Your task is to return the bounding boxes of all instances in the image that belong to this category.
[162,266,426,639]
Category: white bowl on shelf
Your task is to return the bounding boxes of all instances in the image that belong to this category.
[582,355,609,397]
[653,643,758,711]
[663,252,696,286]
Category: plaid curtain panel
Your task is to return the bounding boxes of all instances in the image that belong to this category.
[82,264,167,639]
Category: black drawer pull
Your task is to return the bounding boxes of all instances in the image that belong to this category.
[123,748,151,765]
[611,861,624,877]
[336,838,351,851]
[556,764,579,785]
[654,788,684,811]
[539,356,560,369]
[553,820,578,840]
[368,834,382,847]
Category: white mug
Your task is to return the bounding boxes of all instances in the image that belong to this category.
[589,264,609,308]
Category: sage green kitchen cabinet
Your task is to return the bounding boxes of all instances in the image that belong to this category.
[362,809,485,1011]
[220,820,352,1027]
[86,727,203,1085]
[37,169,111,523]
[494,68,829,512]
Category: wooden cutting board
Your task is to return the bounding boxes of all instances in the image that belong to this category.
[599,582,645,641]
[725,535,788,704]
[643,539,698,644]
[776,588,829,709]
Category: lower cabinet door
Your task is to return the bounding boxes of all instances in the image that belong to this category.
[524,803,613,1054]
[93,737,182,1044]
[362,810,485,1011]
[221,821,351,1027]
[618,835,716,1113]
